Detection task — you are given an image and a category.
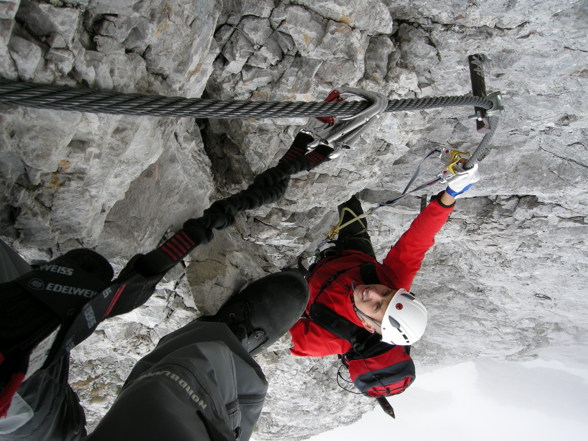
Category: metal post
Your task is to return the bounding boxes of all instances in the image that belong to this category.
[468,54,491,133]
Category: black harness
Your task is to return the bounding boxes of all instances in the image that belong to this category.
[308,262,404,360]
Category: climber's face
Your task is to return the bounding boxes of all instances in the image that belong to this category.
[352,284,396,333]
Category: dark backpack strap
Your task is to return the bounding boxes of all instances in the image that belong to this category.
[377,397,396,419]
[309,303,393,358]
[309,302,361,343]
[359,261,380,285]
[309,261,403,358]
[313,261,378,304]
[312,266,351,304]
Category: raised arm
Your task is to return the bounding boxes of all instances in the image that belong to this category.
[383,163,480,289]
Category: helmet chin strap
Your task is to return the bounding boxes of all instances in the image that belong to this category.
[353,305,382,333]
[351,280,383,333]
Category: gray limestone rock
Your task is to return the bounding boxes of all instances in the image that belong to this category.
[45,47,75,76]
[280,5,327,58]
[248,36,283,69]
[239,16,274,47]
[0,0,19,20]
[362,35,396,86]
[8,35,42,80]
[0,18,17,79]
[96,118,214,258]
[16,0,81,47]
[222,27,256,74]
[294,0,394,34]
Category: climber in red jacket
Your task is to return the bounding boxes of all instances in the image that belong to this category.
[289,163,480,357]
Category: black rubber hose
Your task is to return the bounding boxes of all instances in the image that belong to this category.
[464,116,500,169]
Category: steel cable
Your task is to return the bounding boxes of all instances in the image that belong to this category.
[0,81,494,119]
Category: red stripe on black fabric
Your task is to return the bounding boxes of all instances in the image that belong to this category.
[307,152,324,166]
[104,284,126,318]
[170,236,188,254]
[0,372,25,417]
[163,241,182,259]
[317,116,335,125]
[173,234,190,250]
[280,146,305,164]
[178,231,195,247]
[161,244,180,260]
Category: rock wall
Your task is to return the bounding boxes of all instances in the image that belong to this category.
[1,1,586,439]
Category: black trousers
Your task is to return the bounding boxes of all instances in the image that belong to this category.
[0,241,267,441]
[329,196,375,258]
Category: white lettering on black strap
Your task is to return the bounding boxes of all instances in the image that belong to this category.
[139,370,208,410]
[45,282,97,298]
[83,304,96,328]
[39,264,74,276]
[102,286,113,298]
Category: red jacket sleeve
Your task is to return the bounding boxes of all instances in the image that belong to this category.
[382,197,454,290]
[289,318,352,357]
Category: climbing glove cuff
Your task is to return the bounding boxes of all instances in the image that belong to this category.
[446,163,480,197]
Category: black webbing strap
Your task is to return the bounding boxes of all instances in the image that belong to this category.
[359,261,379,285]
[42,132,334,365]
[137,133,333,276]
[312,261,378,303]
[309,302,392,359]
[44,270,162,363]
[30,128,349,373]
[377,396,396,419]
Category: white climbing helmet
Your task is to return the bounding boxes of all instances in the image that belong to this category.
[380,289,428,346]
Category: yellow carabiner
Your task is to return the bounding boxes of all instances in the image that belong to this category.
[324,207,368,242]
[444,149,470,175]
